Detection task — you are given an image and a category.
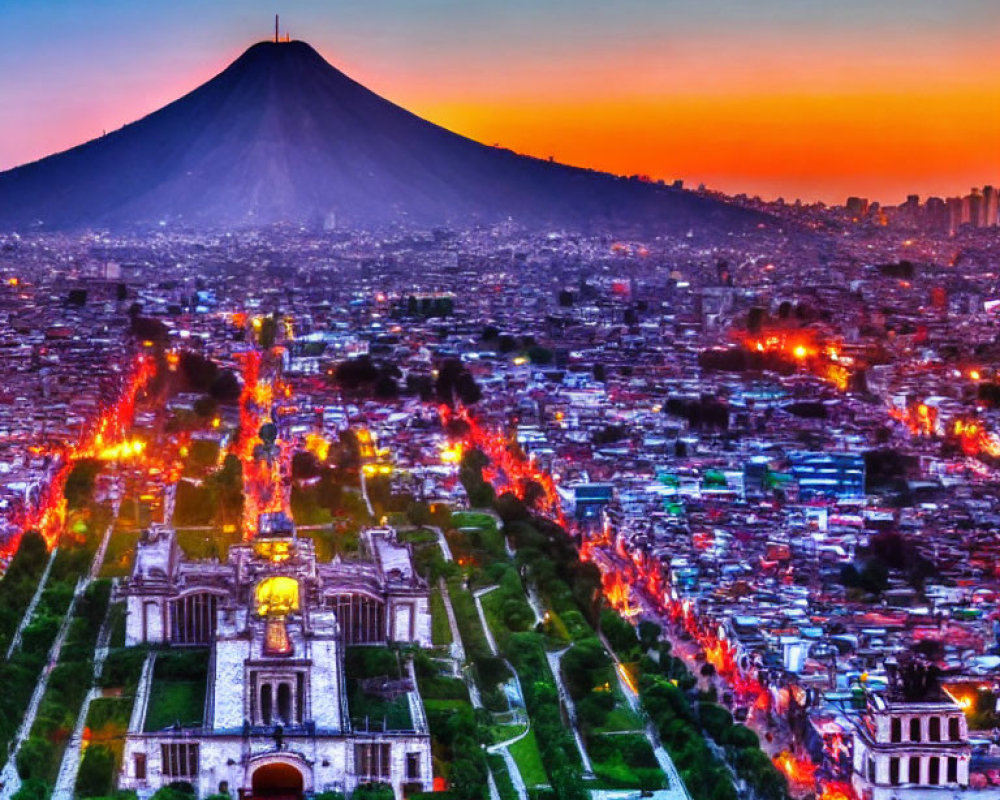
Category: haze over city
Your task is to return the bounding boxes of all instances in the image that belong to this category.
[3,0,998,204]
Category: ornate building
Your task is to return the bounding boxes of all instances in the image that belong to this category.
[850,661,973,800]
[119,513,433,799]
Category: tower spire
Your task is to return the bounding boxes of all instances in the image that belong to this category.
[275,14,279,44]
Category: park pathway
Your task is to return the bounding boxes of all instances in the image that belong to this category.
[6,547,58,659]
[0,493,120,800]
[51,580,118,800]
[545,646,594,777]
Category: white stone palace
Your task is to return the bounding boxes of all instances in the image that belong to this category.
[118,512,433,800]
[849,660,980,800]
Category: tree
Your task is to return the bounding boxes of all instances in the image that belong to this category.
[10,779,50,800]
[467,480,495,509]
[65,459,102,510]
[373,373,399,400]
[406,501,431,527]
[210,370,241,404]
[334,357,379,393]
[404,372,434,401]
[179,350,218,392]
[76,744,115,798]
[577,692,614,727]
[638,620,662,652]
[258,316,278,348]
[497,335,518,353]
[527,346,554,365]
[192,395,218,419]
[561,637,613,700]
[333,429,361,472]
[291,451,321,481]
[130,316,168,343]
[459,449,494,508]
[600,607,638,657]
[435,359,481,407]
[16,736,52,780]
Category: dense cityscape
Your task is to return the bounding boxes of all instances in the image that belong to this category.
[0,188,996,800]
[0,1,999,799]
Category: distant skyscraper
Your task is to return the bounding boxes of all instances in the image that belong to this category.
[900,194,921,228]
[925,197,948,233]
[946,197,963,234]
[983,185,998,227]
[967,188,982,228]
[846,196,869,220]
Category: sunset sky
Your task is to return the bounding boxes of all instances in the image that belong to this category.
[2,0,998,205]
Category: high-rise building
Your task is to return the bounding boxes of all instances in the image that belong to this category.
[967,188,983,228]
[925,197,948,233]
[947,197,964,234]
[846,196,869,220]
[984,185,998,227]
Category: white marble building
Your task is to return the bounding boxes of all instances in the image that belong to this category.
[119,514,433,800]
[851,686,972,799]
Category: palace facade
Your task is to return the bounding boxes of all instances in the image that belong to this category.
[118,513,433,800]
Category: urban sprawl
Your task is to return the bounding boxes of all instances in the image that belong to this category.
[0,193,999,800]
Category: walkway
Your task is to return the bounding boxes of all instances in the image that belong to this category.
[359,471,375,518]
[437,579,497,800]
[525,585,547,626]
[163,481,177,526]
[473,585,500,656]
[0,577,85,800]
[0,494,120,800]
[591,632,692,800]
[6,546,58,659]
[128,652,158,736]
[51,579,118,800]
[545,646,594,777]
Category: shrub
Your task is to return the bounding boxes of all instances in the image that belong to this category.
[351,783,395,800]
[11,778,51,800]
[16,736,53,780]
[76,744,116,798]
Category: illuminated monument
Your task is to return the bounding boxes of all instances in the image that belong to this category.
[119,512,433,799]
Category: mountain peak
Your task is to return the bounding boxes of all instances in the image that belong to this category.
[0,40,763,233]
[237,39,326,64]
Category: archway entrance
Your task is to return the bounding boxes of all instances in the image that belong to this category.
[251,762,304,800]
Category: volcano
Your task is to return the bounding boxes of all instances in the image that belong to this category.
[0,40,763,232]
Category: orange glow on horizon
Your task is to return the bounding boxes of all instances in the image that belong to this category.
[4,34,998,207]
[410,87,1000,204]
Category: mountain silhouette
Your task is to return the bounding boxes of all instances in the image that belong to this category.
[0,41,764,232]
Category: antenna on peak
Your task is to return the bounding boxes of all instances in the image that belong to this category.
[275,14,279,44]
